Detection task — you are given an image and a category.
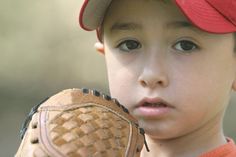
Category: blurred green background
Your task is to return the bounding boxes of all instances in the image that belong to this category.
[0,0,235,156]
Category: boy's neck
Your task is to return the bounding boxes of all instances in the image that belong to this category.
[141,115,226,157]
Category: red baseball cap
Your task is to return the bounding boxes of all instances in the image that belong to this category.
[79,0,236,36]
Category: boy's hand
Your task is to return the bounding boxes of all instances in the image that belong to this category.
[15,88,148,157]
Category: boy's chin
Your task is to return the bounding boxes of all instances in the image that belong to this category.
[137,121,184,140]
[144,131,184,141]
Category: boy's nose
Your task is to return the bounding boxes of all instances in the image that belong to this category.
[138,63,169,89]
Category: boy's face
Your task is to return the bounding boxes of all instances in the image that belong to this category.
[102,0,236,139]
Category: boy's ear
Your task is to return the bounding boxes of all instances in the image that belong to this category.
[232,79,236,91]
[232,71,236,91]
[94,42,105,55]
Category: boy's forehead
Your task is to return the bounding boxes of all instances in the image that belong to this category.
[105,0,178,17]
[104,0,184,22]
[103,0,202,33]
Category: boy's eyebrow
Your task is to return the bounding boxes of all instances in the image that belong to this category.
[109,21,206,35]
[167,21,193,28]
[167,21,205,34]
[110,22,142,32]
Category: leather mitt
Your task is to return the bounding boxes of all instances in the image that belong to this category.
[15,88,149,157]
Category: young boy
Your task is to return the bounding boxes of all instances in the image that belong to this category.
[79,0,236,157]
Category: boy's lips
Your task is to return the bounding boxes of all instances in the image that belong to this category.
[133,97,174,118]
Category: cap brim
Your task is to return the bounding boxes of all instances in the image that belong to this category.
[175,0,236,33]
[79,0,113,31]
[79,0,236,33]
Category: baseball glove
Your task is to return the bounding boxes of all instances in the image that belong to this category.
[15,88,149,157]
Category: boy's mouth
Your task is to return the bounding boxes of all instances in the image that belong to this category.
[138,97,172,108]
[134,97,173,118]
[141,102,168,107]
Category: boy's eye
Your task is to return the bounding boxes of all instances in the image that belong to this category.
[117,40,141,52]
[173,40,198,52]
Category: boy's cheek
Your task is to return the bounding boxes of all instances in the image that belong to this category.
[107,69,138,105]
